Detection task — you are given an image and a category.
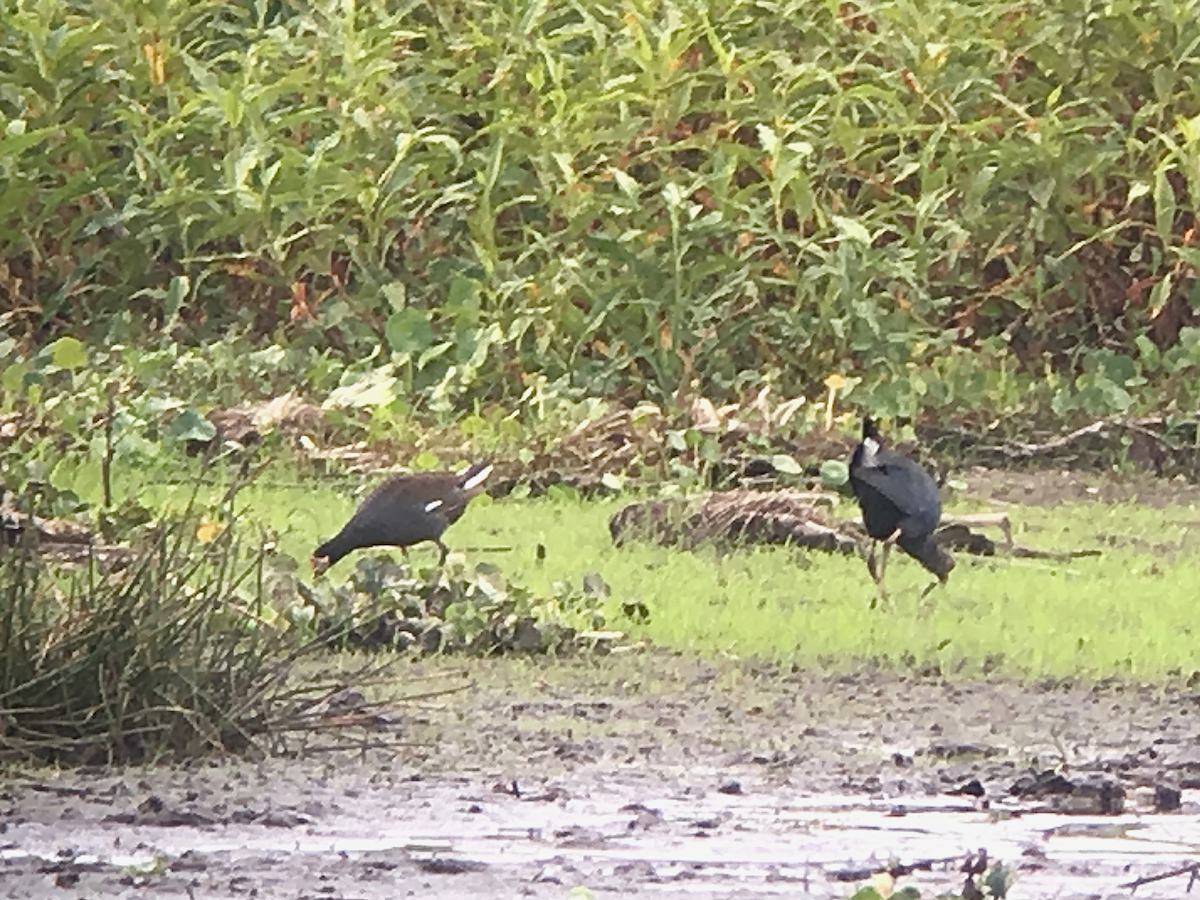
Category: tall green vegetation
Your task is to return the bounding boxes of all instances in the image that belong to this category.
[3,0,1200,416]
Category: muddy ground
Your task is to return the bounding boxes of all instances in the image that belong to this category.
[5,654,1200,899]
[6,467,1200,900]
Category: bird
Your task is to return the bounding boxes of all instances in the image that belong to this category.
[848,417,953,600]
[312,461,493,574]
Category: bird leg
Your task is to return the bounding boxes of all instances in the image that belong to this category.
[435,540,449,566]
[866,529,905,608]
[863,540,890,608]
[878,539,893,584]
[869,541,893,608]
[864,540,880,581]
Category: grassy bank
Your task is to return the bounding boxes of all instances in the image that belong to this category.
[47,455,1200,680]
[467,491,1200,680]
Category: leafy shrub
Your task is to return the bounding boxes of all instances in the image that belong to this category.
[4,0,1200,418]
[305,556,620,656]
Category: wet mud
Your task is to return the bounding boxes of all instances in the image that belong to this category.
[5,656,1200,899]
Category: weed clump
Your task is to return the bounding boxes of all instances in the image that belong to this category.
[0,496,388,765]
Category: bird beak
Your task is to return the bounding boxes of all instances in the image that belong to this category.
[311,556,331,576]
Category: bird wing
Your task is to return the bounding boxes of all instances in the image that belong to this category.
[851,454,941,522]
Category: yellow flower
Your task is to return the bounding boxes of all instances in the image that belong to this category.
[195,519,224,543]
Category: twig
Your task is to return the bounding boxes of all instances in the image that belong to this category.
[943,512,1013,548]
[996,419,1115,455]
[1121,861,1200,891]
[300,739,420,754]
[102,385,116,510]
[829,854,963,882]
[937,416,1184,459]
[1010,545,1103,561]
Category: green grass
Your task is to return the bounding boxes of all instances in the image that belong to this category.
[49,455,1200,681]
[460,492,1200,681]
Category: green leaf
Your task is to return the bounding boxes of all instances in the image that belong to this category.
[386,308,434,355]
[756,124,779,157]
[820,459,850,488]
[411,451,441,470]
[601,472,625,491]
[381,281,406,312]
[1134,334,1160,370]
[832,215,871,245]
[1148,272,1172,316]
[1154,162,1176,240]
[2,360,28,393]
[164,275,190,318]
[1126,181,1151,205]
[771,454,803,475]
[324,368,399,409]
[582,572,610,598]
[166,409,217,443]
[48,337,87,370]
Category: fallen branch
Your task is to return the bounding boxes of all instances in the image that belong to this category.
[828,853,963,882]
[1010,545,1103,561]
[931,415,1189,461]
[1121,860,1200,891]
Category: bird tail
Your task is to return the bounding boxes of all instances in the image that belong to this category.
[457,460,494,493]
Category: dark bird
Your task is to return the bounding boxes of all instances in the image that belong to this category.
[312,461,493,574]
[848,418,953,599]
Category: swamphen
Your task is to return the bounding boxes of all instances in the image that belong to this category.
[312,461,493,574]
[848,418,953,599]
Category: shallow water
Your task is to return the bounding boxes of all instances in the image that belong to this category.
[9,652,1200,899]
[4,766,1199,899]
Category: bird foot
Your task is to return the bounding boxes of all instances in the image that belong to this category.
[869,585,889,609]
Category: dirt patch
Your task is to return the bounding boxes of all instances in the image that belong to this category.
[957,466,1200,508]
[4,655,1200,899]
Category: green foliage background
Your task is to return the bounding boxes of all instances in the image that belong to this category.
[5,0,1200,417]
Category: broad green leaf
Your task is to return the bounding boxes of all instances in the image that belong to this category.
[2,361,28,393]
[833,215,871,245]
[324,368,399,409]
[601,472,624,491]
[166,409,217,443]
[1126,181,1150,205]
[756,124,779,157]
[49,337,87,371]
[382,282,407,312]
[386,307,434,355]
[820,459,850,488]
[411,451,441,470]
[770,454,803,475]
[1134,334,1160,369]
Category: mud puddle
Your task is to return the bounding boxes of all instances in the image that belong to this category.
[5,656,1200,898]
[3,767,1199,899]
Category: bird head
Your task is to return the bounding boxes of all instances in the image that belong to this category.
[311,555,332,576]
[862,416,883,443]
[918,538,955,582]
